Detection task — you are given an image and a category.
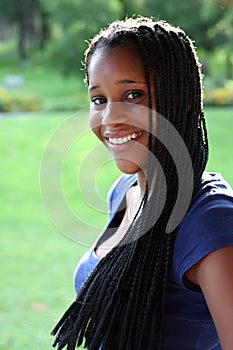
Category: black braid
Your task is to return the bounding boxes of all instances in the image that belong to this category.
[51,17,208,350]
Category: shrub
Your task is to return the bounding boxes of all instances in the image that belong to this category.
[0,88,10,112]
[204,79,233,106]
[0,89,43,112]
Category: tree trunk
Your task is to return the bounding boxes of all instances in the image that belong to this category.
[39,9,50,50]
[226,51,233,80]
[18,15,27,62]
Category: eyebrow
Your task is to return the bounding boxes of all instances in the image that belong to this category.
[88,79,147,92]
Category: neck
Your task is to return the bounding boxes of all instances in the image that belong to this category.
[137,168,156,198]
[137,170,147,196]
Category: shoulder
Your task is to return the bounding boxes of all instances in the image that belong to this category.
[192,171,232,204]
[180,172,233,233]
[174,172,233,286]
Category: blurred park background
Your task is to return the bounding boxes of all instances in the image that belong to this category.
[0,0,232,349]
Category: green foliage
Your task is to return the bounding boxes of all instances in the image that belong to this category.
[0,88,9,111]
[198,0,231,50]
[0,88,43,112]
[118,0,141,16]
[0,0,232,78]
[0,0,50,61]
[139,0,233,92]
[204,79,233,106]
[0,0,18,20]
[142,0,203,30]
[140,0,233,52]
[44,0,123,76]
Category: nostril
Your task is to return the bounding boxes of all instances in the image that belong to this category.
[102,102,129,126]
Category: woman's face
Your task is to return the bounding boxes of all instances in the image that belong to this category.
[88,45,155,174]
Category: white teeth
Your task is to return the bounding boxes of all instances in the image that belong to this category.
[108,132,141,145]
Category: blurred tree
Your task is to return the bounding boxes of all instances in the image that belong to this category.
[140,0,223,49]
[0,0,50,62]
[200,0,231,50]
[0,0,231,78]
[207,0,233,79]
[141,0,203,32]
[43,0,123,76]
[118,0,141,16]
[140,0,233,78]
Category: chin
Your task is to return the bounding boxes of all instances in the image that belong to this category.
[114,159,142,174]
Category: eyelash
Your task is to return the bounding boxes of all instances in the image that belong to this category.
[91,97,106,105]
[91,91,143,105]
[125,91,143,101]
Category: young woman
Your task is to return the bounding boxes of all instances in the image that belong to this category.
[51,17,233,350]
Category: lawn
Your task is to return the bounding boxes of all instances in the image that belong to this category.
[205,107,233,185]
[0,110,119,350]
[0,106,232,349]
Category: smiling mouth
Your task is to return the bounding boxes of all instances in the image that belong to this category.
[106,131,143,145]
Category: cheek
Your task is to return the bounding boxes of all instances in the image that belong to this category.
[89,110,103,141]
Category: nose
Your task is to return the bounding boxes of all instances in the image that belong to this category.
[102,102,128,126]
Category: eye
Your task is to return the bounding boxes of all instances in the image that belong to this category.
[125,91,143,102]
[91,97,106,105]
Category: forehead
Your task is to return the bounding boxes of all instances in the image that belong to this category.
[88,46,145,81]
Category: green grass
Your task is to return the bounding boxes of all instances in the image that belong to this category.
[0,107,232,349]
[0,65,89,111]
[205,106,233,185]
[0,113,74,349]
[0,111,119,350]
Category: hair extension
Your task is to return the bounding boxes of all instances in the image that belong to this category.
[51,17,208,350]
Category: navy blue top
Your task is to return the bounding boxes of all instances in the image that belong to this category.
[74,172,233,350]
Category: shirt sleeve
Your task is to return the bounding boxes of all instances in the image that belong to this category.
[107,173,137,222]
[174,184,233,290]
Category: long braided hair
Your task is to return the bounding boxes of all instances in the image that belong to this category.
[51,17,208,350]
